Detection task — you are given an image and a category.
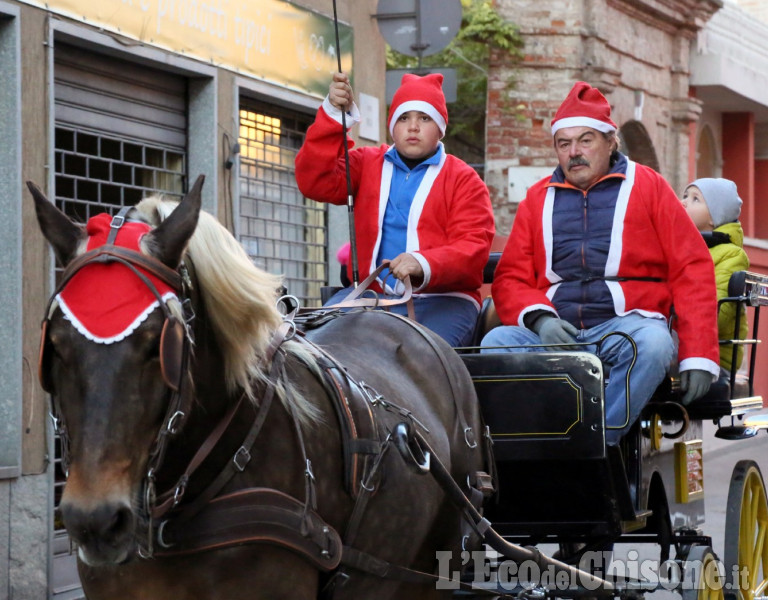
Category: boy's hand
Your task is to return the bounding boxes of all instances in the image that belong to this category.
[388,253,424,287]
[329,72,354,112]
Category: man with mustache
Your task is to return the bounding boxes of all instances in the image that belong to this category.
[481,81,719,444]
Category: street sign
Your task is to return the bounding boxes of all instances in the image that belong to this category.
[375,0,462,58]
[385,67,457,103]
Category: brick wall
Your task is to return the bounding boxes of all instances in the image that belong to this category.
[486,0,720,233]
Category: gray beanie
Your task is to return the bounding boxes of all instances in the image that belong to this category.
[687,177,742,228]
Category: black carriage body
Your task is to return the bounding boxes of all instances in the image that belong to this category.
[461,351,706,544]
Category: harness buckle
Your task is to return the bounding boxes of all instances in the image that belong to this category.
[464,427,477,449]
[110,214,126,229]
[233,446,251,471]
[166,410,185,435]
[156,520,175,549]
[173,475,188,506]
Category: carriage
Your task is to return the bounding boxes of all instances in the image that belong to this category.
[29,178,768,600]
[453,259,768,599]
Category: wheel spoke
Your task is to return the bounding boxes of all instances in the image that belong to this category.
[751,524,766,588]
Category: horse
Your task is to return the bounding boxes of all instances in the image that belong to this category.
[29,175,491,600]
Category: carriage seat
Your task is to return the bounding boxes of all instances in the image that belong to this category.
[469,252,502,345]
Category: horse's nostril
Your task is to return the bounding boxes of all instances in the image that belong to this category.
[97,504,134,542]
[62,501,135,546]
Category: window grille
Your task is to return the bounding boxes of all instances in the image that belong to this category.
[238,101,327,306]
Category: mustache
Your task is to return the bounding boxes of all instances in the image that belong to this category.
[568,156,590,169]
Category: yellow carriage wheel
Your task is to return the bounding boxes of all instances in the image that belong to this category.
[724,460,768,600]
[683,545,725,600]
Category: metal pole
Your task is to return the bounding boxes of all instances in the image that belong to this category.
[332,0,360,287]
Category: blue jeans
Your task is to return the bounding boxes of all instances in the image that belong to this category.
[325,288,478,347]
[481,313,675,444]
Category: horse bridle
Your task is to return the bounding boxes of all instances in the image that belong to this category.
[38,212,194,488]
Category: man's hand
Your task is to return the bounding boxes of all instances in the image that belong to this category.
[680,369,712,405]
[328,72,354,112]
[532,315,578,345]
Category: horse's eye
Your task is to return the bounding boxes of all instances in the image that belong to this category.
[148,335,161,360]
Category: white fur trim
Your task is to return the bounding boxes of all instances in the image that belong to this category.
[543,186,560,284]
[371,156,394,278]
[605,160,635,316]
[322,96,361,129]
[388,100,446,136]
[410,252,431,290]
[680,357,720,379]
[551,116,616,135]
[56,291,178,345]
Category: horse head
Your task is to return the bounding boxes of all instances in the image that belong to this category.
[29,176,203,566]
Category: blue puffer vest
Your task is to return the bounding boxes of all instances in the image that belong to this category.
[549,153,628,329]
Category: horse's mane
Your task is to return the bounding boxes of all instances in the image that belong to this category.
[133,196,321,423]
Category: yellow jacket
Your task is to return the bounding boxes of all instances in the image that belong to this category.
[707,221,750,371]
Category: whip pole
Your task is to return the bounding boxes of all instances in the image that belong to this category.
[332,0,360,287]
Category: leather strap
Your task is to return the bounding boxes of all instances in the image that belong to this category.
[106,206,133,245]
[60,245,182,292]
[154,349,285,523]
[155,488,342,572]
[326,263,416,321]
[152,394,246,520]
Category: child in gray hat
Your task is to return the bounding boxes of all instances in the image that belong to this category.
[682,178,749,372]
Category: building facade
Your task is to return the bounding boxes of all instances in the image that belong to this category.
[485,0,722,232]
[485,0,768,393]
[0,1,385,597]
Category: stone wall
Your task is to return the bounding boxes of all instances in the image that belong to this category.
[486,0,721,232]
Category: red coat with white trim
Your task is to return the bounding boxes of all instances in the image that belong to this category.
[295,102,495,305]
[492,158,720,374]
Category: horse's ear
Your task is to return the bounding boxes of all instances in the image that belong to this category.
[146,174,204,269]
[26,181,86,266]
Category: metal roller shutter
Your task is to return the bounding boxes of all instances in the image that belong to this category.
[54,43,187,221]
[51,43,188,599]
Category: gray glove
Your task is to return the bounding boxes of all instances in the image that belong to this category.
[532,315,578,345]
[680,369,712,405]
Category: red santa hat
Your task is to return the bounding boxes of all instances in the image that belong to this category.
[551,81,617,135]
[388,73,448,137]
[56,213,178,344]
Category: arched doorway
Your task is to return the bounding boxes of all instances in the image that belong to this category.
[696,124,718,178]
[619,120,660,172]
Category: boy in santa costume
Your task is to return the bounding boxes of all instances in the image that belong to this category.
[295,72,495,346]
[481,81,720,444]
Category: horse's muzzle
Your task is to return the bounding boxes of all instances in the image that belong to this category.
[61,499,136,566]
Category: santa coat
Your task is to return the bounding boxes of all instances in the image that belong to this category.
[295,99,495,306]
[492,158,720,375]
